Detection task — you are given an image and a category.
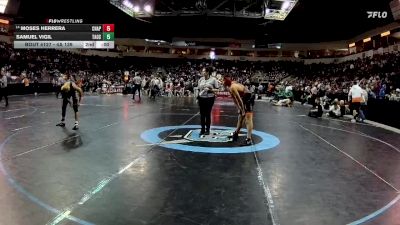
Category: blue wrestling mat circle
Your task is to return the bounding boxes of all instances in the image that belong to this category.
[140,125,280,154]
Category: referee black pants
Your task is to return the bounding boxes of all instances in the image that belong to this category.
[198,97,215,132]
[132,84,141,100]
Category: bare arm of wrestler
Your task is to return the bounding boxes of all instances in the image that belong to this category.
[72,83,84,103]
[230,84,245,115]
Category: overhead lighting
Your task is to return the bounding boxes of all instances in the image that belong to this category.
[0,0,8,13]
[122,0,133,9]
[381,31,390,37]
[363,37,371,43]
[281,1,290,10]
[276,46,281,49]
[133,5,140,13]
[144,4,152,13]
[209,50,216,60]
[265,0,298,21]
[349,43,355,48]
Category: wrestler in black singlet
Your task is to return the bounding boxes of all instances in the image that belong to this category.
[57,80,82,130]
[62,81,79,114]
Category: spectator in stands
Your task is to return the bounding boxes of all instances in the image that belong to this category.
[359,84,368,122]
[0,40,399,107]
[300,92,308,105]
[348,80,363,121]
[339,100,346,116]
[165,79,173,97]
[0,71,8,107]
[22,75,30,95]
[389,88,400,101]
[267,83,275,97]
[378,83,387,100]
[185,79,194,97]
[308,98,323,118]
[33,77,39,96]
[327,99,341,118]
[310,85,318,104]
[144,76,151,96]
[149,76,162,99]
[273,85,294,107]
[257,84,264,97]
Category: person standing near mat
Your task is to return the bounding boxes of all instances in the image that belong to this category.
[132,72,142,101]
[56,74,83,130]
[223,76,255,146]
[197,67,219,135]
[0,71,8,107]
[56,74,65,98]
[348,80,362,122]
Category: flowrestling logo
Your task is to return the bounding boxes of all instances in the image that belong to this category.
[367,11,388,18]
[46,19,84,24]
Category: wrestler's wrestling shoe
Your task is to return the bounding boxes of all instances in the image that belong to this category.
[72,124,79,130]
[228,131,239,142]
[241,138,253,146]
[56,122,65,127]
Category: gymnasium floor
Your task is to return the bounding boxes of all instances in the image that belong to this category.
[0,94,399,225]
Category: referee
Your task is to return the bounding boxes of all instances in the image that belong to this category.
[132,73,142,101]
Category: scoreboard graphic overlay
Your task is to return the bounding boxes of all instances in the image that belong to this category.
[13,24,115,49]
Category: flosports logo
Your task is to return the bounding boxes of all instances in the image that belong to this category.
[367,11,388,18]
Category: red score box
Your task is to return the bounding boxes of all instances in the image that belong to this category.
[102,24,114,32]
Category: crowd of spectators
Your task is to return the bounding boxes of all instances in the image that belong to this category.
[1,41,399,103]
[286,53,400,103]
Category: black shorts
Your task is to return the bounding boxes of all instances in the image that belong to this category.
[63,93,79,112]
[242,93,255,113]
[0,87,8,97]
[351,102,361,112]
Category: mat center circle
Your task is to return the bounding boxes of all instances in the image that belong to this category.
[140,125,280,154]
